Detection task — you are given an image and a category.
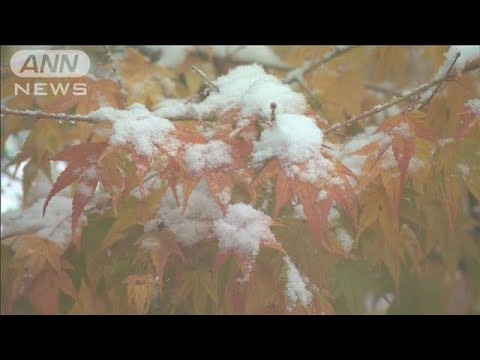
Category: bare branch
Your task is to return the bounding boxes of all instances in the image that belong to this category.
[323,58,480,135]
[190,47,294,72]
[104,45,128,103]
[365,82,402,97]
[416,52,461,109]
[192,65,219,92]
[283,46,358,84]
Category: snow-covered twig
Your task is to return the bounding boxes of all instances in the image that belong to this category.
[283,46,357,84]
[1,106,102,124]
[0,105,193,123]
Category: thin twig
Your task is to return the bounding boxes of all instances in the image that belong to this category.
[323,59,480,135]
[365,82,402,97]
[192,65,219,92]
[190,47,294,72]
[283,46,357,84]
[295,77,322,109]
[324,81,439,135]
[418,52,461,108]
[104,45,128,103]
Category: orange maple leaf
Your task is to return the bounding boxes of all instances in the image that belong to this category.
[44,142,108,246]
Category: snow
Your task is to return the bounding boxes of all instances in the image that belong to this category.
[154,98,199,119]
[152,64,306,125]
[457,163,470,179]
[183,140,233,175]
[144,183,222,248]
[325,126,385,176]
[253,113,324,165]
[212,46,285,67]
[465,98,480,115]
[436,46,480,78]
[76,183,95,198]
[335,227,354,252]
[239,78,306,118]
[328,207,341,222]
[1,196,82,247]
[83,166,98,180]
[317,190,328,201]
[251,113,345,185]
[327,125,424,176]
[213,203,276,257]
[390,122,412,139]
[293,203,306,220]
[284,256,313,310]
[364,291,394,314]
[142,46,195,68]
[198,64,306,118]
[90,103,177,157]
[438,138,454,147]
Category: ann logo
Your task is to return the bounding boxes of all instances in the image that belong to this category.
[10,50,90,78]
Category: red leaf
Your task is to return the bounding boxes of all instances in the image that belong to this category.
[72,172,100,246]
[457,105,480,140]
[44,142,107,244]
[206,172,232,212]
[273,171,293,219]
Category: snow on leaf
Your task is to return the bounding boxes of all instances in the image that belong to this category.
[213,203,284,282]
[284,256,314,311]
[2,196,78,248]
[457,99,480,140]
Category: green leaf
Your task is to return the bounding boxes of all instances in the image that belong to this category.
[331,260,377,314]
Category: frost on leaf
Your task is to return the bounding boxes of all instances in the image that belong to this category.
[251,114,356,252]
[284,256,314,311]
[457,98,480,140]
[90,103,177,157]
[144,184,222,247]
[2,196,80,247]
[213,203,284,282]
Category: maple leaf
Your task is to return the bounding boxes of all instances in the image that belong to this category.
[251,155,356,254]
[44,142,108,246]
[27,268,77,315]
[456,100,480,140]
[134,230,185,295]
[124,274,155,314]
[178,134,246,212]
[4,234,66,277]
[374,111,436,187]
[69,280,107,314]
[174,266,218,314]
[99,187,166,252]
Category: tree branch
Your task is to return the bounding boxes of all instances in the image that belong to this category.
[283,46,358,84]
[104,45,128,103]
[192,65,219,92]
[415,52,460,109]
[1,106,102,124]
[323,58,480,135]
[0,105,196,123]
